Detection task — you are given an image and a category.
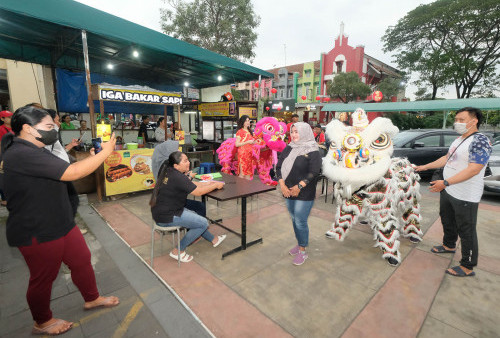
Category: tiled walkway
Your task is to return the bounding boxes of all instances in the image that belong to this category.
[93,179,500,337]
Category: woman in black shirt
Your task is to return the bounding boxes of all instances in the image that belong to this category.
[1,106,120,335]
[276,122,321,266]
[150,151,227,263]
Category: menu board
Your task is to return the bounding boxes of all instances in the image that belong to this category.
[103,148,155,196]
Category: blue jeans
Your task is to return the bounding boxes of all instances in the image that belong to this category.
[158,207,214,251]
[285,199,314,248]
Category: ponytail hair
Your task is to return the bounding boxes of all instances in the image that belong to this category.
[149,151,185,207]
[1,105,49,153]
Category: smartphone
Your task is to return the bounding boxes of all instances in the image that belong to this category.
[91,137,102,154]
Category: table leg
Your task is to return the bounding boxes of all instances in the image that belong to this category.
[221,196,263,260]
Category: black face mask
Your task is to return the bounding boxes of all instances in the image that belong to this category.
[35,128,59,146]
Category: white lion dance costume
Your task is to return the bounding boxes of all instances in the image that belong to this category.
[323,109,423,266]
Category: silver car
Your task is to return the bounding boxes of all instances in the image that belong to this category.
[484,142,500,193]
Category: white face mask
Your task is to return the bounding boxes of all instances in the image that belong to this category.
[453,122,468,134]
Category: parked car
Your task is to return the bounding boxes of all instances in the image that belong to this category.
[392,129,459,175]
[484,142,500,193]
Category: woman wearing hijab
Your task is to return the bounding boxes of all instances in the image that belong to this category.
[276,122,321,265]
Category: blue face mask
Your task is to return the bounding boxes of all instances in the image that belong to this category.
[35,128,59,145]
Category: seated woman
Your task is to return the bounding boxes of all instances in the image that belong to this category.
[150,151,227,263]
[60,115,76,130]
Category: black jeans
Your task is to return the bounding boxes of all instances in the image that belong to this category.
[439,190,479,270]
[185,199,206,217]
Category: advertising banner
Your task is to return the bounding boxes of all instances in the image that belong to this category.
[239,106,257,118]
[263,99,295,113]
[103,149,155,196]
[98,85,182,105]
[199,102,236,117]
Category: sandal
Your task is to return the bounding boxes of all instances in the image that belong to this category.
[84,296,120,310]
[431,245,456,254]
[213,234,227,248]
[169,251,193,263]
[446,266,475,277]
[32,319,73,335]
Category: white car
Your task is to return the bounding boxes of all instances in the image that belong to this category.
[484,142,500,193]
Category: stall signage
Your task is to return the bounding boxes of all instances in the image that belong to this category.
[239,106,257,118]
[264,99,295,113]
[200,102,235,117]
[99,86,182,105]
[104,149,155,196]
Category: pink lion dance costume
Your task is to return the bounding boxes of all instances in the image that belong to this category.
[216,117,287,186]
[323,108,423,266]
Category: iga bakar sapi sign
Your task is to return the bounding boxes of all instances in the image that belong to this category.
[98,84,182,105]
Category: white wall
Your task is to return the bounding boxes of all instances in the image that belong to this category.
[200,84,231,102]
[5,59,56,110]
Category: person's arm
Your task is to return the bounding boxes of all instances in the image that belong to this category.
[235,134,254,147]
[276,147,291,197]
[289,151,322,196]
[60,133,116,181]
[430,136,491,192]
[65,138,79,152]
[415,155,448,172]
[190,181,224,196]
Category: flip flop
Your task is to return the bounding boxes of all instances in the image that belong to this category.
[431,245,456,254]
[32,319,73,335]
[84,296,120,310]
[446,266,475,277]
[213,234,227,248]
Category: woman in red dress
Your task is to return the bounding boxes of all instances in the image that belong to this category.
[235,115,256,180]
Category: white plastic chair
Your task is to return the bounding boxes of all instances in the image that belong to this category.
[151,221,185,268]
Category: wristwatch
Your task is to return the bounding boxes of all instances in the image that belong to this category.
[297,183,304,190]
[443,180,450,187]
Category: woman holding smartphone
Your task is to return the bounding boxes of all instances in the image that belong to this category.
[1,105,120,335]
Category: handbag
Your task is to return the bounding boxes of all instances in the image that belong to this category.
[431,132,477,181]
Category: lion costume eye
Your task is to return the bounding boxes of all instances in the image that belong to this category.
[329,141,337,149]
[264,123,274,133]
[370,133,390,149]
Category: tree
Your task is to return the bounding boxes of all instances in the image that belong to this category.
[231,88,244,101]
[160,0,260,62]
[383,0,500,99]
[327,71,371,103]
[375,77,405,101]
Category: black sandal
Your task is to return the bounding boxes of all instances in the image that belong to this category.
[431,245,456,254]
[446,266,475,277]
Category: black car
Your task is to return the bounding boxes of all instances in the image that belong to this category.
[392,129,460,175]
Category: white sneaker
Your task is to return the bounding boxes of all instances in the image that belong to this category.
[213,234,227,247]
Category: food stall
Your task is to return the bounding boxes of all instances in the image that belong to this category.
[199,101,257,142]
[90,83,183,198]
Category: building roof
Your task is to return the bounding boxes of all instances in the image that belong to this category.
[0,0,272,88]
[322,98,500,112]
[265,60,321,79]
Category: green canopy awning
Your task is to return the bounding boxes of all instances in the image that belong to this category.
[0,0,272,88]
[322,98,500,112]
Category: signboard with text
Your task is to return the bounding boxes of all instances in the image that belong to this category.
[199,102,236,117]
[98,85,182,105]
[103,149,155,196]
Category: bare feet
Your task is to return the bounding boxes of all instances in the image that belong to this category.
[32,318,73,335]
[84,296,120,310]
